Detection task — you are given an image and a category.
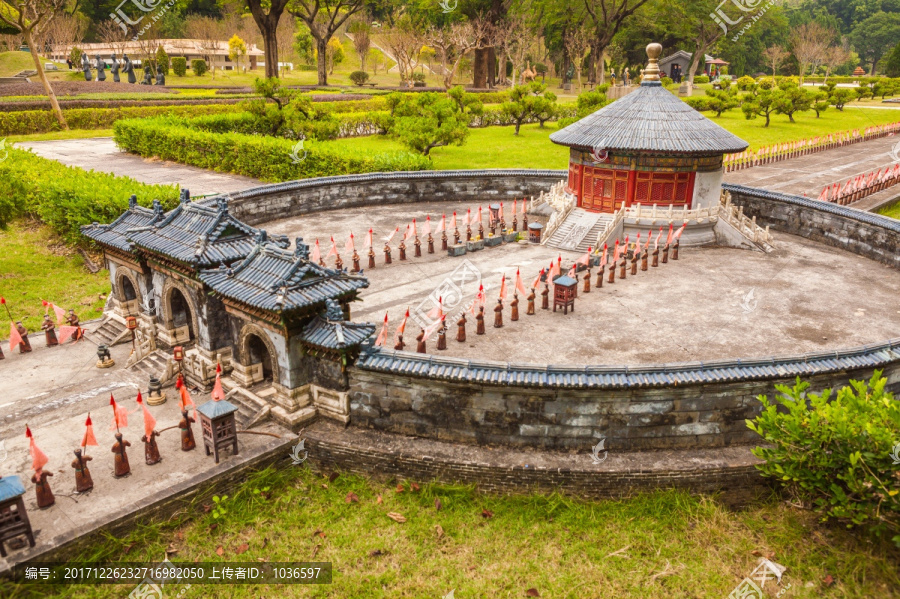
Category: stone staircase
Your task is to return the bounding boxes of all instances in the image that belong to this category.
[128,349,171,381]
[88,318,130,347]
[544,208,614,252]
[220,378,274,429]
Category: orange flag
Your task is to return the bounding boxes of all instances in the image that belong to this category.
[25,425,49,472]
[179,385,198,420]
[499,274,507,300]
[673,222,687,240]
[531,268,544,290]
[137,391,156,438]
[58,326,78,344]
[515,268,527,296]
[211,363,225,401]
[374,313,389,346]
[393,308,409,345]
[344,232,355,253]
[326,236,338,258]
[49,302,66,324]
[665,224,674,246]
[469,284,486,315]
[450,212,457,230]
[600,243,608,268]
[422,217,432,236]
[423,314,445,340]
[9,322,22,353]
[435,215,446,233]
[426,296,444,320]
[110,393,128,431]
[310,239,321,263]
[81,413,98,449]
[363,229,373,249]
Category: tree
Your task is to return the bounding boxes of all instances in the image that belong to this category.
[773,81,813,122]
[324,36,344,74]
[850,12,900,75]
[96,18,128,56]
[885,41,900,77]
[245,0,290,79]
[229,34,248,71]
[0,0,68,129]
[741,80,779,127]
[822,43,852,83]
[829,87,855,110]
[425,17,496,89]
[185,15,224,68]
[42,13,82,60]
[376,16,425,85]
[368,46,383,74]
[761,45,788,77]
[704,85,740,117]
[290,0,366,85]
[293,19,314,64]
[348,19,370,71]
[275,15,296,76]
[500,81,557,135]
[392,92,470,156]
[582,0,653,84]
[562,23,590,90]
[811,90,828,117]
[792,22,834,85]
[156,44,170,75]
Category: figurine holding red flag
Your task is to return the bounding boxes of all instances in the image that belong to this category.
[137,392,161,465]
[26,425,54,508]
[75,413,98,492]
[179,409,196,451]
[14,321,31,353]
[42,314,59,347]
[112,433,131,477]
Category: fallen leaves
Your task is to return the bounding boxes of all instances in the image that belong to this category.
[368,549,385,557]
[751,550,776,559]
[396,483,405,493]
[345,492,359,504]
[435,497,443,511]
[411,482,420,492]
[165,543,178,555]
[823,574,835,586]
[328,472,340,483]
[481,509,494,519]
[435,525,444,539]
[312,544,321,558]
[376,494,383,504]
[525,589,540,597]
[235,543,249,555]
[215,546,224,557]
[387,512,407,523]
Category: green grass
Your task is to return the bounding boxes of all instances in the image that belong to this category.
[879,200,900,219]
[0,50,65,77]
[7,465,896,598]
[0,221,109,338]
[7,129,114,142]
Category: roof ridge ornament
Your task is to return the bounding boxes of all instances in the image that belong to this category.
[324,298,345,322]
[642,42,662,83]
[216,195,229,213]
[179,189,191,204]
[128,194,137,210]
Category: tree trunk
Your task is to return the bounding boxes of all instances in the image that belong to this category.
[599,50,606,84]
[316,37,328,85]
[687,43,706,84]
[24,30,67,130]
[262,25,278,78]
[473,48,488,88]
[487,46,496,87]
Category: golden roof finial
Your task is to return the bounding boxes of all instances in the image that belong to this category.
[643,43,662,82]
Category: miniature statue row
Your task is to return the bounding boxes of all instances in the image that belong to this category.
[1,310,82,360]
[81,53,165,86]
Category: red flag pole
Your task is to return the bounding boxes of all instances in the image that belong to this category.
[1,297,12,321]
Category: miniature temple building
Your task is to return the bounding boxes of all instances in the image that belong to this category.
[197,396,239,464]
[550,44,748,214]
[552,275,578,314]
[0,475,35,557]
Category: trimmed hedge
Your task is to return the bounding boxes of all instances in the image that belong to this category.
[191,59,208,77]
[172,57,187,77]
[0,104,237,136]
[0,98,245,112]
[113,116,432,182]
[0,147,179,242]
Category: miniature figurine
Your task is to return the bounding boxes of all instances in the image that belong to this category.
[352,250,361,273]
[335,254,343,271]
[511,295,519,321]
[608,261,616,284]
[652,247,660,267]
[156,65,166,85]
[456,313,466,342]
[437,324,447,350]
[41,314,58,346]
[523,213,528,230]
[112,433,131,477]
[32,469,54,508]
[142,63,154,85]
[630,250,639,276]
[414,236,422,257]
[15,321,31,353]
[398,240,407,261]
[394,334,404,351]
[72,449,93,493]
[476,306,485,335]
[526,289,536,315]
[384,244,392,264]
[541,284,550,310]
[596,265,604,288]
[619,256,627,280]
[454,227,461,244]
[466,224,472,241]
[368,246,376,269]
[512,215,518,231]
[123,54,137,84]
[179,408,196,451]
[110,54,120,82]
[67,309,84,341]
[673,238,680,260]
[427,233,434,254]
[583,270,591,293]
[0,343,4,359]
[662,244,669,264]
[416,329,426,353]
[641,248,648,271]
[81,52,92,81]
[441,230,448,251]
[478,221,485,240]
[95,55,106,81]
[493,299,503,328]
[142,430,161,465]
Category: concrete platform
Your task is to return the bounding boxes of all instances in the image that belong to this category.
[0,326,297,569]
[265,200,900,366]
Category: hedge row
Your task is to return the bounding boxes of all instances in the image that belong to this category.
[0,147,180,243]
[0,98,245,112]
[0,104,236,136]
[112,116,432,182]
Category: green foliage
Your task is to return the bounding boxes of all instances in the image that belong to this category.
[500,82,558,136]
[0,147,179,242]
[557,88,608,128]
[241,77,337,140]
[349,70,369,85]
[112,115,431,181]
[447,85,484,118]
[660,76,673,87]
[211,494,229,519]
[294,21,314,64]
[855,84,873,100]
[741,88,779,127]
[704,86,740,117]
[694,75,710,84]
[873,78,898,99]
[155,45,169,76]
[69,46,82,65]
[736,76,757,92]
[171,56,186,77]
[773,81,814,122]
[812,91,829,117]
[391,92,470,156]
[748,372,900,546]
[191,59,208,77]
[829,87,856,110]
[885,42,900,78]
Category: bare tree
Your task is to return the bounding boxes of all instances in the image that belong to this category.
[791,22,833,85]
[0,0,68,129]
[0,33,23,53]
[761,45,789,77]
[583,0,653,83]
[822,42,851,84]
[96,19,128,56]
[290,0,366,85]
[43,13,83,60]
[348,19,370,72]
[497,14,538,87]
[425,17,496,89]
[376,18,425,85]
[185,15,223,66]
[563,24,591,90]
[275,15,295,76]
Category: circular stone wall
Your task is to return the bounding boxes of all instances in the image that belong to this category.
[224,170,900,452]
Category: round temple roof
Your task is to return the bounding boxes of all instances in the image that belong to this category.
[549,44,749,156]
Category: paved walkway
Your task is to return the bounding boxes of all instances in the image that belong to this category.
[17,138,263,196]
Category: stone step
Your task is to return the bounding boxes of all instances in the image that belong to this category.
[545,208,604,252]
[88,318,129,346]
[127,350,170,381]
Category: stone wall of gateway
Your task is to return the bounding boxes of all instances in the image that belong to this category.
[225,170,568,226]
[723,183,900,268]
[347,344,900,451]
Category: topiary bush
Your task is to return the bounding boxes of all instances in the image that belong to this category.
[191,59,208,77]
[660,76,674,87]
[694,75,710,84]
[349,70,370,86]
[156,46,169,75]
[748,372,900,547]
[171,57,187,77]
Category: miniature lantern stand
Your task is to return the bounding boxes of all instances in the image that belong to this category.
[528,222,544,244]
[197,398,239,464]
[0,475,35,557]
[552,275,578,314]
[126,315,137,352]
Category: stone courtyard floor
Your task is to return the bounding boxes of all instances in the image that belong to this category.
[266,199,900,366]
[0,326,296,570]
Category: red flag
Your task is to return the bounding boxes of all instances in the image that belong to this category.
[344,232,355,253]
[9,322,22,352]
[25,426,49,472]
[673,223,687,240]
[450,212,457,230]
[81,413,98,449]
[393,308,409,345]
[477,206,483,227]
[402,223,413,242]
[600,244,608,268]
[179,385,198,421]
[49,303,66,324]
[549,258,561,282]
[426,296,444,319]
[211,366,225,401]
[576,247,592,267]
[464,209,471,226]
[665,224,674,246]
[499,274,507,300]
[422,217,432,237]
[612,239,620,263]
[423,314,445,340]
[137,391,157,438]
[375,313,389,346]
[469,284,486,315]
[654,227,662,250]
[58,325,78,344]
[385,227,400,244]
[326,236,338,258]
[436,215,446,233]
[110,393,128,431]
[634,233,641,253]
[515,268,527,296]
[411,219,417,238]
[310,239,321,264]
[531,269,544,290]
[644,232,652,252]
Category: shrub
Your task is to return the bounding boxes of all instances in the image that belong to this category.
[736,75,757,91]
[69,46,82,65]
[113,116,431,181]
[747,372,900,546]
[171,57,187,77]
[191,59,208,77]
[156,46,169,75]
[685,96,712,112]
[660,76,673,87]
[0,147,179,242]
[349,70,370,86]
[694,75,710,84]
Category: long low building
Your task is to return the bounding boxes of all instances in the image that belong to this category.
[49,38,265,71]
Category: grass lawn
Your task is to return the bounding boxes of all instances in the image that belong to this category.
[0,50,65,77]
[9,465,896,598]
[0,221,109,339]
[7,129,114,143]
[879,200,900,219]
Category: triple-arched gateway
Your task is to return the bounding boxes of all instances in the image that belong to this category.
[82,192,371,426]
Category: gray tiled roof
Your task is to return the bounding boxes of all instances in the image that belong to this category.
[199,242,369,314]
[81,195,165,251]
[128,194,288,268]
[0,475,26,502]
[549,82,749,154]
[197,398,238,419]
[301,316,375,350]
[356,339,900,389]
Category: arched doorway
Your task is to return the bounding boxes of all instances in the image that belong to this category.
[246,334,274,382]
[168,288,195,342]
[119,275,138,301]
